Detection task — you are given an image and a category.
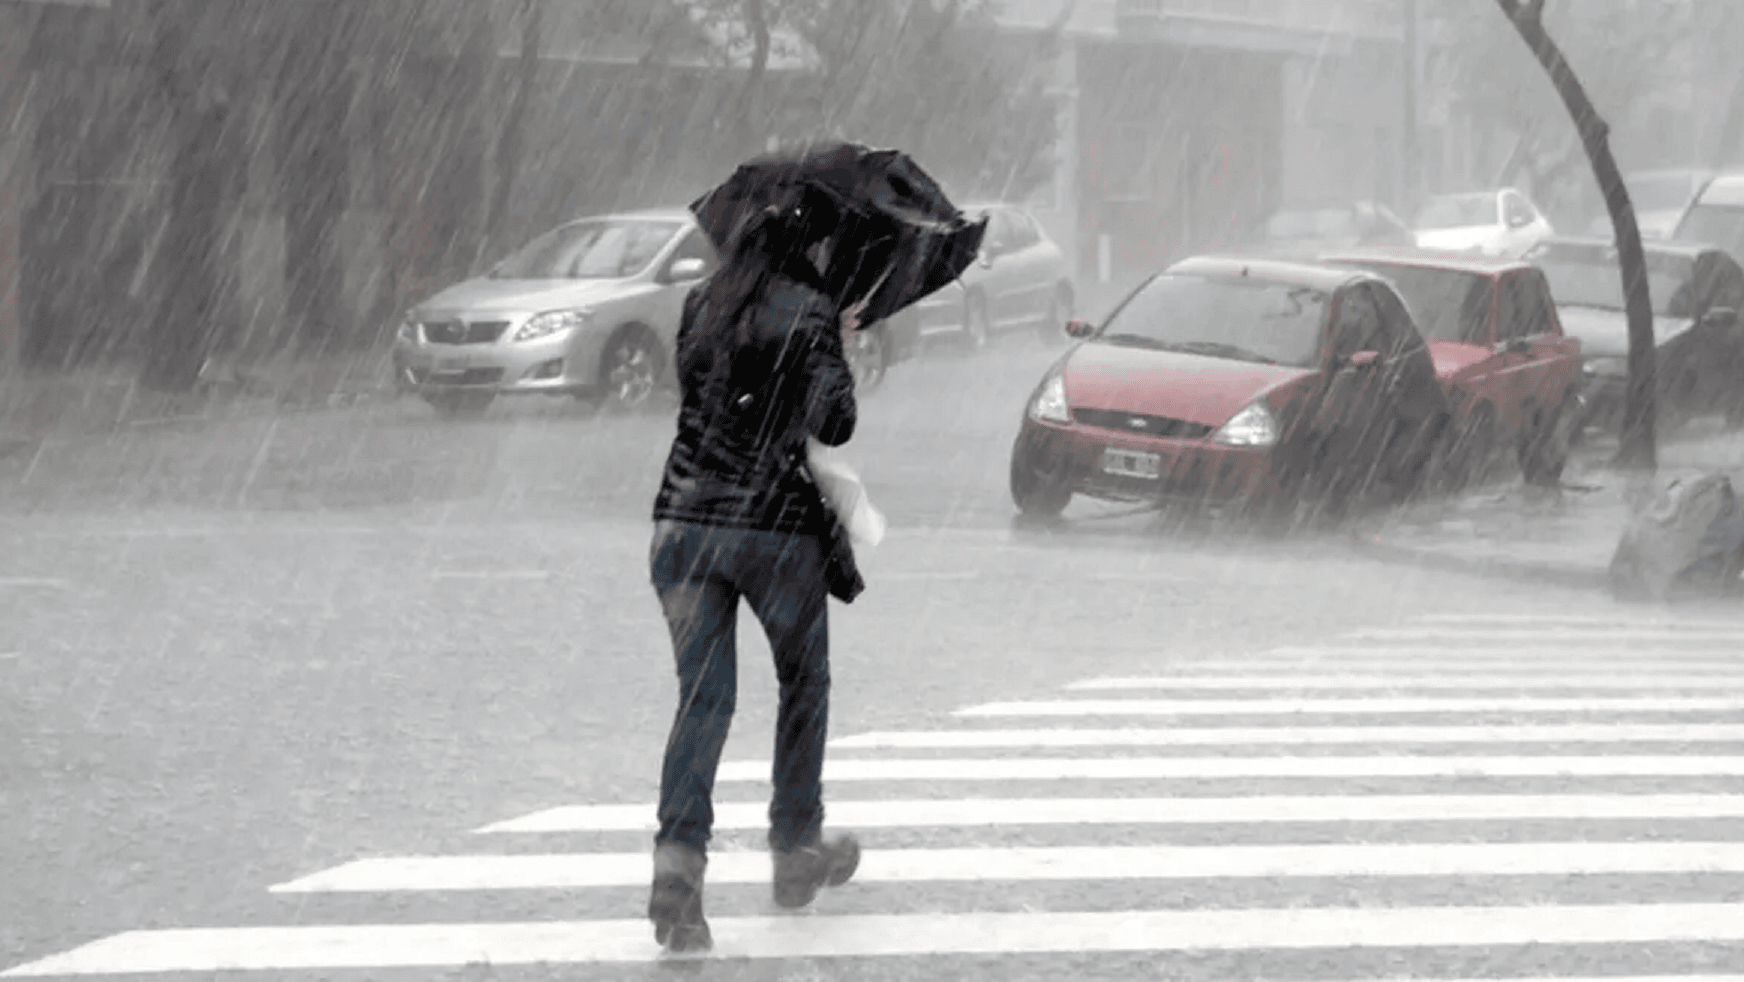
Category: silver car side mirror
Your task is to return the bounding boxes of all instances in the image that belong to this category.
[668,257,708,282]
[1701,306,1739,331]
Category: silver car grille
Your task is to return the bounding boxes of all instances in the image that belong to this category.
[422,320,511,345]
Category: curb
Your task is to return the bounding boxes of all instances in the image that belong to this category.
[1348,533,1610,593]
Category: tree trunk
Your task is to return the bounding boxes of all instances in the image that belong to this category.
[732,0,771,158]
[274,9,353,357]
[1495,0,1655,472]
[138,8,235,392]
[490,0,540,253]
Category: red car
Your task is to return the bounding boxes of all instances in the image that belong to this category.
[1321,249,1584,485]
[1009,256,1451,520]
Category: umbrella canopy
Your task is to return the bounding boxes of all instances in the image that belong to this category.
[690,141,988,327]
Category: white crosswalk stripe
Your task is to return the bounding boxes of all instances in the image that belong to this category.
[1349,627,1744,643]
[955,695,1744,715]
[270,842,1744,893]
[8,611,1744,977]
[12,906,1744,974]
[480,793,1744,833]
[1066,675,1744,689]
[829,724,1744,748]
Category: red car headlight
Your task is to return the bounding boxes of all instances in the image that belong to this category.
[1028,372,1070,423]
[1214,400,1278,447]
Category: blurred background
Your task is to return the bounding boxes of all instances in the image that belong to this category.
[4,0,1744,403]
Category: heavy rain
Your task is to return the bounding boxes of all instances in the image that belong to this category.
[4,0,1744,977]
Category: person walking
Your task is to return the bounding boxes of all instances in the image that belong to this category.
[647,188,863,953]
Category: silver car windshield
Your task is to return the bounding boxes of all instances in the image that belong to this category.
[1630,174,1702,212]
[1529,244,1690,317]
[1265,208,1357,241]
[1099,274,1328,368]
[491,220,682,279]
[1675,204,1744,258]
[1415,194,1499,230]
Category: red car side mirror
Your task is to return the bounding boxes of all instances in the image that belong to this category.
[1065,318,1096,339]
[1347,349,1381,368]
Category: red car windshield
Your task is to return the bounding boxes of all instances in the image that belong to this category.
[1341,262,1489,343]
[1099,273,1328,368]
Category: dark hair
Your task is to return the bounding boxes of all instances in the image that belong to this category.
[680,186,839,376]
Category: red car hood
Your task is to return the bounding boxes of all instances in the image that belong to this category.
[1064,342,1316,426]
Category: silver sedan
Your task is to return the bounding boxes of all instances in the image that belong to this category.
[392,209,716,416]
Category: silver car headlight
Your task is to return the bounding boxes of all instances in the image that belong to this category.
[514,310,590,343]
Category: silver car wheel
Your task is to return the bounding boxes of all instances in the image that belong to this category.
[603,333,659,410]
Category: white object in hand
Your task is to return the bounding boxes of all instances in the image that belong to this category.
[807,437,887,547]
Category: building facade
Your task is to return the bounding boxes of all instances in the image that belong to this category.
[993,0,1407,303]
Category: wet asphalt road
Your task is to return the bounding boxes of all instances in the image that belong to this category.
[4,330,1744,979]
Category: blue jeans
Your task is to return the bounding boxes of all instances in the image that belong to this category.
[649,519,832,855]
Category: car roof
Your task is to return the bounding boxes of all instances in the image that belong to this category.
[1532,234,1718,261]
[1320,247,1528,276]
[1633,166,1712,181]
[961,201,1031,215]
[566,208,696,224]
[1695,172,1744,207]
[1269,199,1385,212]
[1423,189,1504,201]
[1168,254,1371,292]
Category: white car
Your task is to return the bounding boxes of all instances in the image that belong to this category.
[392,209,716,416]
[1414,188,1554,258]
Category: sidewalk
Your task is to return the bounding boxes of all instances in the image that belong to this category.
[1353,424,1744,592]
[0,352,399,445]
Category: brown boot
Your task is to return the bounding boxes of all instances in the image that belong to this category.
[771,831,860,909]
[649,842,711,952]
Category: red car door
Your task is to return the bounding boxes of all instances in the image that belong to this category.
[1428,272,1512,428]
[1491,269,1574,437]
[1312,283,1444,491]
[1313,285,1394,450]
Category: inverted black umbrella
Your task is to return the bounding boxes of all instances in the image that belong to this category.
[689,141,988,327]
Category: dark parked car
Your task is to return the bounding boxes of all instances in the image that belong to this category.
[909,202,1074,348]
[1008,255,1450,522]
[1524,236,1744,431]
[1322,249,1584,485]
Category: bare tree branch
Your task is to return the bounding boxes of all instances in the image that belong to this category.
[1492,0,1655,470]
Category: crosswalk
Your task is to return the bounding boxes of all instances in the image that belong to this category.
[7,612,1744,977]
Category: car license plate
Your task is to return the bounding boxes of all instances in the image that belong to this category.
[1103,447,1161,479]
[435,357,468,372]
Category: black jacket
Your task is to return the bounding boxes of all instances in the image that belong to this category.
[652,265,857,535]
